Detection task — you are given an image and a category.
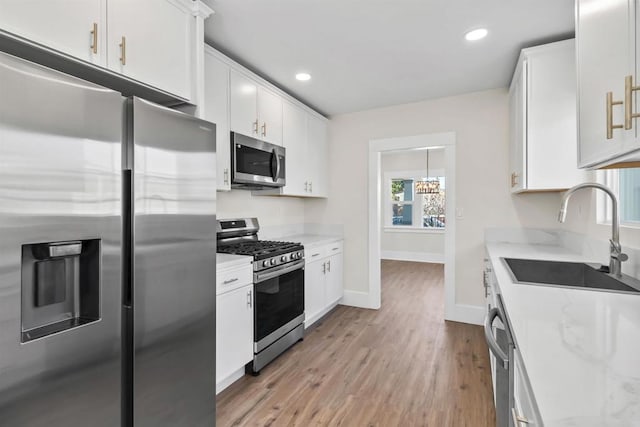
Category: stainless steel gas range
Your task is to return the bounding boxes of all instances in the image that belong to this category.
[216,218,305,374]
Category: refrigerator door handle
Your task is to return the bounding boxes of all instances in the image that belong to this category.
[123,168,133,308]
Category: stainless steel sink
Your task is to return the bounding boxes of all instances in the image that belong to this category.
[502,258,640,294]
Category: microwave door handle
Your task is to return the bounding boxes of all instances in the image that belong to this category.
[270,149,280,182]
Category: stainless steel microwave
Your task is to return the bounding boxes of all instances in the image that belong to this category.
[231,132,286,188]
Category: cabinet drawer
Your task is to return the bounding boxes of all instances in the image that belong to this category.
[305,246,327,262]
[327,241,343,255]
[216,265,252,295]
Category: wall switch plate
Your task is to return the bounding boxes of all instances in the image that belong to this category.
[456,208,464,219]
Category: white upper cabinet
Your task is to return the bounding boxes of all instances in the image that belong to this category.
[307,115,329,197]
[0,0,106,65]
[281,101,308,196]
[577,0,640,168]
[229,70,283,146]
[229,69,259,139]
[204,49,231,191]
[509,60,526,193]
[107,0,192,100]
[509,39,585,192]
[257,87,283,145]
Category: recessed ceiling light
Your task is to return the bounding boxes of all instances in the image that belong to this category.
[296,73,311,81]
[465,28,488,41]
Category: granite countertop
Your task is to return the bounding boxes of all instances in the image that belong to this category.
[486,241,640,427]
[216,253,253,270]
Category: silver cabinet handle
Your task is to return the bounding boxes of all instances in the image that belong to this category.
[223,278,238,285]
[309,181,313,193]
[261,122,267,137]
[223,168,229,185]
[304,181,308,192]
[332,247,340,251]
[511,408,529,425]
[247,289,252,308]
[327,260,331,272]
[311,253,320,257]
[484,307,509,370]
[483,272,489,298]
[322,262,326,274]
[253,119,259,134]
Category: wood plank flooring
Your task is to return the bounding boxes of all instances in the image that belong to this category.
[216,260,496,427]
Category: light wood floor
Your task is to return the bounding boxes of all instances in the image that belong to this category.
[216,260,496,427]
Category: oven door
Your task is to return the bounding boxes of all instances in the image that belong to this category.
[254,262,304,352]
[231,132,285,187]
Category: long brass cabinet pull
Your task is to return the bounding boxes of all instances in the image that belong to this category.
[119,36,126,65]
[625,75,640,130]
[607,91,623,139]
[253,120,259,134]
[261,123,267,137]
[90,23,98,54]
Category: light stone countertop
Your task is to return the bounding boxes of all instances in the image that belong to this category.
[275,234,343,249]
[486,241,640,427]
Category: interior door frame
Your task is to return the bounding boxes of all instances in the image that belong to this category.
[368,132,456,320]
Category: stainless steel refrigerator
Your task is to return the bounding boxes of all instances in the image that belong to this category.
[0,51,216,426]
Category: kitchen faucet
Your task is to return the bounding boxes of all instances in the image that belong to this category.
[558,183,628,277]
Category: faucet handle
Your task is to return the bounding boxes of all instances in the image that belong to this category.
[613,252,629,262]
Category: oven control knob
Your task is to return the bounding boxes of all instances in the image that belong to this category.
[270,259,276,266]
[290,254,295,260]
[262,260,269,267]
[297,251,303,258]
[281,256,287,262]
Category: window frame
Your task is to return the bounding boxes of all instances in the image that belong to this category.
[597,169,640,229]
[384,169,445,233]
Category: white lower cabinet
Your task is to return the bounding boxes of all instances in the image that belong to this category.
[216,263,253,394]
[304,241,343,328]
[512,350,542,426]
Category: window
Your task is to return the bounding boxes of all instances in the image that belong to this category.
[386,173,446,230]
[598,168,640,227]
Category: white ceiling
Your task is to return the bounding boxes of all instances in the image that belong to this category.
[203,0,574,116]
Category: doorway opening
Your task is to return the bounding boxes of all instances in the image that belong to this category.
[368,133,456,319]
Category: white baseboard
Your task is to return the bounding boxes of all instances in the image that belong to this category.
[381,250,444,264]
[446,303,485,326]
[216,367,245,395]
[341,290,377,309]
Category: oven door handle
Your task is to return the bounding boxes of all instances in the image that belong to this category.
[255,260,305,283]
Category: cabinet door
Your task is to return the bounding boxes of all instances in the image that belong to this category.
[304,259,326,327]
[216,284,254,384]
[307,115,329,197]
[0,0,106,65]
[577,0,632,167]
[509,61,526,193]
[204,52,231,191]
[282,102,308,195]
[229,70,258,138]
[258,87,283,145]
[107,0,192,99]
[325,253,343,306]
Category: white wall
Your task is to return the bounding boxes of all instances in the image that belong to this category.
[304,88,564,307]
[380,149,445,262]
[217,190,305,226]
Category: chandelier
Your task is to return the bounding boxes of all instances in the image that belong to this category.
[416,149,440,194]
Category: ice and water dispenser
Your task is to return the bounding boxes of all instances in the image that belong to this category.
[21,239,101,342]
